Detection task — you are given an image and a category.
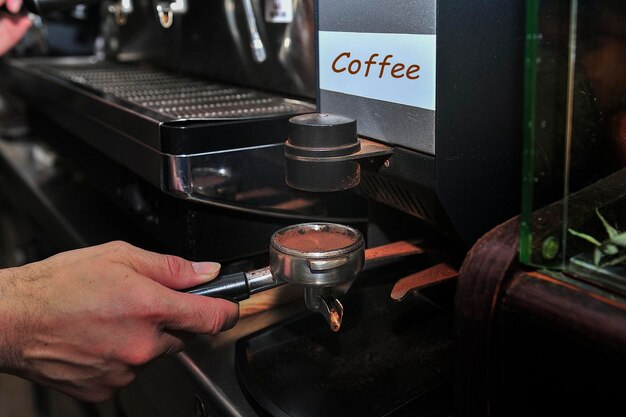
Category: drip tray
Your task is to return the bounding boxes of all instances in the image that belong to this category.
[236,280,454,417]
[3,57,323,216]
[45,60,312,121]
[5,57,314,155]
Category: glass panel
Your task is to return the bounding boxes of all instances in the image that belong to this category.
[521,0,626,288]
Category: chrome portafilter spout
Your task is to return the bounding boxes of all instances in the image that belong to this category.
[183,223,364,332]
[304,287,344,332]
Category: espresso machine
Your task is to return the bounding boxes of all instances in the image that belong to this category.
[0,0,525,416]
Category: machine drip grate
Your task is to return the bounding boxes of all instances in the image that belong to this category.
[39,61,314,120]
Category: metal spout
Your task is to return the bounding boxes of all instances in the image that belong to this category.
[304,287,344,332]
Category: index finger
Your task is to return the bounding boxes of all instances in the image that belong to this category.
[102,241,221,289]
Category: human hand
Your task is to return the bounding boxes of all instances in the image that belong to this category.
[0,241,239,402]
[0,0,31,56]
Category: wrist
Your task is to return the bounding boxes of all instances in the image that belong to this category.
[0,265,30,373]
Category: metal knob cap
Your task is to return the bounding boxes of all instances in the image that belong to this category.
[287,113,360,156]
[285,113,361,192]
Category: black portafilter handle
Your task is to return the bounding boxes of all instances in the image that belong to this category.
[0,0,101,15]
[182,267,282,303]
[184,271,250,302]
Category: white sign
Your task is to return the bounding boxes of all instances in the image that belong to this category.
[265,0,294,23]
[319,31,436,111]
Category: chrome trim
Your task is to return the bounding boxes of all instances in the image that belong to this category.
[241,0,267,63]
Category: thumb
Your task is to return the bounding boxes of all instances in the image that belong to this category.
[7,0,23,13]
[159,290,240,334]
[119,244,221,289]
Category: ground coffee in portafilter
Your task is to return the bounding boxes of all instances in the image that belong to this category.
[274,228,356,253]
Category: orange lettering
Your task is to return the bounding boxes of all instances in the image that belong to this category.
[331,52,421,80]
[391,63,405,79]
[348,60,362,74]
[406,64,420,80]
[332,52,350,73]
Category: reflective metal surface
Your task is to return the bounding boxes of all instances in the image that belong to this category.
[245,267,278,294]
[164,146,366,222]
[109,0,316,98]
[241,0,266,63]
[269,223,364,287]
[42,60,313,120]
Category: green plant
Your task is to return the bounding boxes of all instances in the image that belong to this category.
[568,209,626,267]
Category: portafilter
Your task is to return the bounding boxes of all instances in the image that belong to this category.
[183,223,365,332]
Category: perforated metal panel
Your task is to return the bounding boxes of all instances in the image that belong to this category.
[43,62,314,120]
[359,172,430,220]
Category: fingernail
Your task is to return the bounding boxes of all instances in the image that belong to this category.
[8,0,19,13]
[192,261,221,278]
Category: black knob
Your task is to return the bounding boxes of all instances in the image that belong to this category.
[287,113,360,157]
[285,113,361,192]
